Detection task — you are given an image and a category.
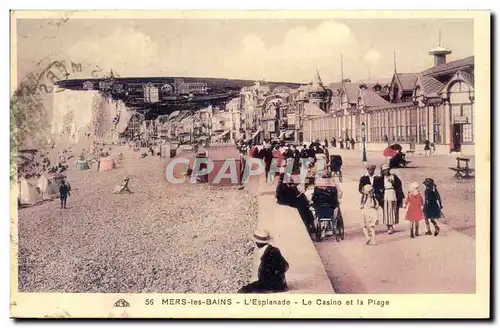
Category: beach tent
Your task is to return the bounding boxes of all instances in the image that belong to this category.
[36,175,59,200]
[19,177,43,205]
[76,159,90,171]
[99,156,120,171]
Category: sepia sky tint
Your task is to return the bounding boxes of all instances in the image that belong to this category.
[16,18,474,84]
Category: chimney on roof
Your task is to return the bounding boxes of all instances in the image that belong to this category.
[429,30,452,67]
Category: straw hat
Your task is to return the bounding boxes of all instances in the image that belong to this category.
[380,163,390,172]
[253,229,271,244]
[409,182,420,192]
[362,184,373,194]
[366,164,376,170]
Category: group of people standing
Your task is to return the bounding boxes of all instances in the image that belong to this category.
[329,137,356,150]
[251,141,331,180]
[358,164,444,245]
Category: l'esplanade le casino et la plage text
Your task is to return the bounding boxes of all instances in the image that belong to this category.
[51,41,475,155]
[159,297,390,307]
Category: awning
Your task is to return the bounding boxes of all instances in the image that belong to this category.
[279,130,295,139]
[213,130,230,141]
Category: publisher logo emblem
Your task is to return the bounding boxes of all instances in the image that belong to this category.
[114,299,130,307]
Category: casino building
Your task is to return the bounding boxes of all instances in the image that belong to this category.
[302,44,474,155]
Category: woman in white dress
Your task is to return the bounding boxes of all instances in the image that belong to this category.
[373,163,405,234]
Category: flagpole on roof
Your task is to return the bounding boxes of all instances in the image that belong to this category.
[393,50,397,74]
[340,54,344,84]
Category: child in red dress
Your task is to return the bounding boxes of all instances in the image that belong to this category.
[403,182,424,238]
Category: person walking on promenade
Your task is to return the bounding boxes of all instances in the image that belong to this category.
[292,145,300,159]
[403,182,424,238]
[59,179,70,209]
[423,178,442,236]
[238,229,289,293]
[292,145,301,174]
[373,163,405,234]
[307,144,316,163]
[272,145,284,175]
[332,137,337,148]
[358,164,378,201]
[350,138,355,150]
[300,144,309,160]
[360,184,379,245]
[283,145,294,161]
[339,137,344,149]
[424,140,431,156]
[275,174,315,233]
[324,139,329,148]
[258,144,273,182]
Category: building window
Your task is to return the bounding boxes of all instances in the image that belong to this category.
[462,124,473,143]
[461,104,473,143]
[433,106,442,144]
[418,107,428,143]
[355,115,361,141]
[408,108,417,143]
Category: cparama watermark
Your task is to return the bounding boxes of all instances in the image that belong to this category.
[165,157,331,185]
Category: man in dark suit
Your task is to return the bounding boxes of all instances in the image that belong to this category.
[283,145,294,161]
[358,164,377,193]
[257,145,274,181]
[238,230,289,293]
[358,164,378,206]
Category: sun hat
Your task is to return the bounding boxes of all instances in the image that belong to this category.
[409,182,420,192]
[366,164,376,170]
[362,184,373,194]
[380,163,390,172]
[253,229,271,244]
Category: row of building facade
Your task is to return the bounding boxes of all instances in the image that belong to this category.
[131,44,474,155]
[236,44,475,155]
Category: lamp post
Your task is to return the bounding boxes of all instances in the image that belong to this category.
[361,122,367,162]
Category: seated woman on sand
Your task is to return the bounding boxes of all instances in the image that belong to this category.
[113,177,132,194]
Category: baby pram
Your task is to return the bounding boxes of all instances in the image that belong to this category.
[309,184,345,242]
[329,155,343,182]
[309,204,344,242]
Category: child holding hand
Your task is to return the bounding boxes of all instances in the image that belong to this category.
[360,184,379,245]
[404,182,424,238]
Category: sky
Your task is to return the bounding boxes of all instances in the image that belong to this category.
[15,18,474,84]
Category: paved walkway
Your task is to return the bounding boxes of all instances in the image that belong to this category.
[252,176,334,294]
[315,149,476,293]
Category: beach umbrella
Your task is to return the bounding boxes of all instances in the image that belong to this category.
[383,147,398,158]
